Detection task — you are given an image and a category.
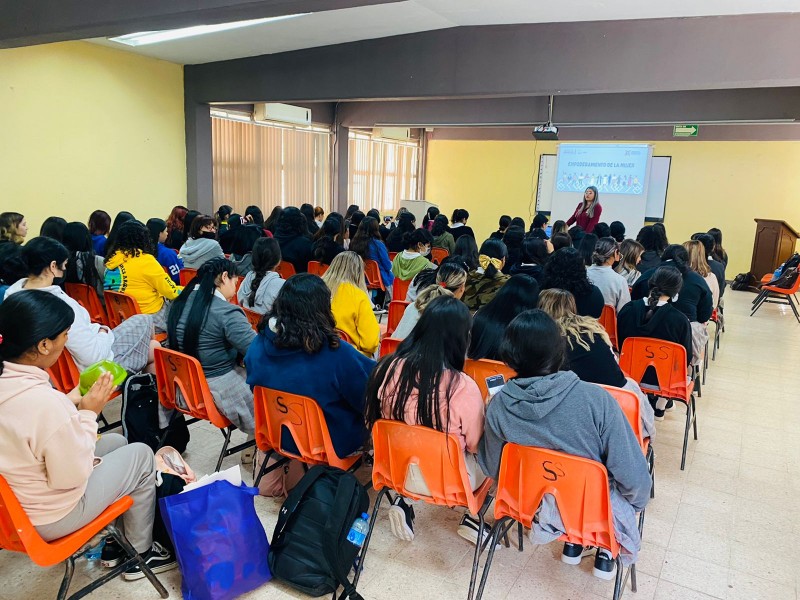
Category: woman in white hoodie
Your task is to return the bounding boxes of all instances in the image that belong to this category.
[178,215,224,269]
[5,237,156,373]
[0,290,175,579]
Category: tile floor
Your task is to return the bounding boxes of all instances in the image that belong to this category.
[2,289,799,599]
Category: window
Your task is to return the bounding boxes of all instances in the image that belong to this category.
[348,130,420,214]
[211,112,331,216]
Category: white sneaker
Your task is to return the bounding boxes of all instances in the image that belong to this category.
[457,514,500,548]
[388,497,415,541]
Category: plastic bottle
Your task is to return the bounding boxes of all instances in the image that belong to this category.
[346,513,370,548]
[84,538,105,561]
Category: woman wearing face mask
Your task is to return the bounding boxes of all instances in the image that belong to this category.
[391,228,435,282]
[178,215,225,269]
[5,237,158,373]
[566,186,602,234]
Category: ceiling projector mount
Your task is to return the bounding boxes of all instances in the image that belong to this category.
[533,95,559,140]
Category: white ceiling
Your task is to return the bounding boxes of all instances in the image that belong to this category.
[89,0,800,65]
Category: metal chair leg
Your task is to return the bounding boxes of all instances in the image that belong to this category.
[469,495,494,600]
[215,427,233,472]
[692,395,698,441]
[612,557,624,600]
[681,401,692,470]
[353,488,389,588]
[517,522,524,552]
[57,556,75,600]
[789,295,800,323]
[253,452,289,487]
[108,526,169,599]
[474,518,510,600]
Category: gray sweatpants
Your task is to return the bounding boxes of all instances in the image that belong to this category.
[36,434,156,553]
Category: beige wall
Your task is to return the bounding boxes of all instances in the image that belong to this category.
[0,41,186,234]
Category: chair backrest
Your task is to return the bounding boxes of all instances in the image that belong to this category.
[379,337,401,357]
[392,278,412,302]
[364,259,385,291]
[430,247,449,265]
[765,274,800,294]
[619,337,691,401]
[64,282,108,326]
[242,306,263,331]
[462,358,516,402]
[103,290,141,328]
[46,348,80,394]
[598,304,619,350]
[386,300,410,336]
[388,252,398,262]
[371,419,485,514]
[252,386,352,469]
[307,261,329,276]
[153,347,231,428]
[231,275,244,305]
[493,444,619,556]
[337,329,353,343]
[597,384,647,452]
[276,261,297,279]
[179,268,197,287]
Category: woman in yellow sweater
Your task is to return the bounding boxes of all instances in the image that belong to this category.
[104,221,182,332]
[322,251,380,357]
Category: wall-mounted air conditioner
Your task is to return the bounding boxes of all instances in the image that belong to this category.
[254,103,311,126]
[373,127,413,141]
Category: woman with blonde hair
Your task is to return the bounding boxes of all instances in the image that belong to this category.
[616,239,644,286]
[683,240,719,308]
[392,261,467,340]
[538,288,655,438]
[322,251,380,356]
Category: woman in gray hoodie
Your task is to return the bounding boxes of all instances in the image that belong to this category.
[178,215,225,269]
[478,309,651,579]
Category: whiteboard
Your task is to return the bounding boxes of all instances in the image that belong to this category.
[536,154,671,223]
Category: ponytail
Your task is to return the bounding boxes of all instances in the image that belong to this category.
[247,237,281,309]
[644,265,683,324]
[476,238,508,279]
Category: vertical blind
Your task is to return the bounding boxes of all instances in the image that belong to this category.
[211,116,331,215]
[348,131,420,214]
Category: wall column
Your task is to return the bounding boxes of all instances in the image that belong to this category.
[185,100,214,214]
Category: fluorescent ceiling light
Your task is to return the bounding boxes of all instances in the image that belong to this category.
[108,14,309,46]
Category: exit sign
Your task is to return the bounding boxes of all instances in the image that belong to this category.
[673,124,699,137]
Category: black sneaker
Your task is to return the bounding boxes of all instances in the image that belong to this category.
[593,549,616,580]
[561,542,596,565]
[388,496,415,541]
[456,514,499,548]
[665,399,675,411]
[123,542,177,581]
[654,408,665,421]
[100,537,124,568]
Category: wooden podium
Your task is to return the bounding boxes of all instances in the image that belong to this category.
[750,219,800,278]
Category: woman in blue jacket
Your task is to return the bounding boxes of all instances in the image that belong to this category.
[147,218,183,285]
[350,216,395,302]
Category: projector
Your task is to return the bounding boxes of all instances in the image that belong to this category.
[532,124,559,140]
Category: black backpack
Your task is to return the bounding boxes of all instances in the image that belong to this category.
[268,466,369,599]
[121,373,189,453]
[731,272,755,291]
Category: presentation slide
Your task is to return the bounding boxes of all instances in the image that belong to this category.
[556,144,651,196]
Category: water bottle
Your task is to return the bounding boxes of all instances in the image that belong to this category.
[774,264,784,279]
[84,538,105,561]
[346,513,370,548]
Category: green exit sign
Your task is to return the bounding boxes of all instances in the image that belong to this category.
[673,124,699,137]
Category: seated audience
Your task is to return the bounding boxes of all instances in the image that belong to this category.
[538,289,655,438]
[104,221,182,333]
[453,234,479,271]
[40,216,67,243]
[218,212,241,254]
[164,206,188,250]
[245,205,266,230]
[273,206,313,273]
[104,212,136,259]
[228,222,265,275]
[392,228,435,282]
[245,275,374,457]
[550,232,572,252]
[238,237,285,315]
[468,274,539,361]
[365,295,488,544]
[587,237,631,312]
[479,309,651,573]
[609,221,626,243]
[264,206,283,235]
[463,238,510,311]
[146,218,183,285]
[350,216,394,298]
[593,222,611,239]
[179,215,224,269]
[386,212,416,253]
[347,210,365,240]
[692,233,726,297]
[449,209,476,241]
[490,215,511,240]
[63,222,106,301]
[168,257,256,433]
[707,227,728,267]
[422,206,440,231]
[312,216,346,265]
[430,215,455,255]
[635,226,663,273]
[510,217,526,231]
[393,262,467,340]
[0,290,175,578]
[8,237,156,372]
[215,205,233,236]
[323,252,381,357]
[510,237,550,284]
[684,240,719,308]
[616,239,644,286]
[653,223,669,251]
[551,220,568,236]
[529,213,550,239]
[88,210,111,256]
[577,233,598,266]
[542,247,604,318]
[301,203,320,235]
[568,225,585,247]
[501,226,524,274]
[313,206,325,228]
[0,212,27,290]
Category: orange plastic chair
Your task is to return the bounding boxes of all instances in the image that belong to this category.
[386,300,410,336]
[619,337,696,469]
[230,275,244,306]
[179,268,197,287]
[104,290,167,343]
[242,306,263,331]
[307,261,329,276]
[251,387,361,480]
[65,283,108,326]
[0,476,168,600]
[276,261,297,279]
[710,307,723,361]
[475,446,633,600]
[430,247,449,265]
[337,329,353,343]
[751,274,800,322]
[392,278,412,301]
[364,259,386,292]
[379,337,401,357]
[463,358,516,403]
[388,252,398,262]
[153,347,253,471]
[599,304,619,350]
[357,420,495,599]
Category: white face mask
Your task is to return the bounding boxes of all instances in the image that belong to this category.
[671,294,679,303]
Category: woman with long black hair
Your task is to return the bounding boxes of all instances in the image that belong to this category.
[365,295,487,544]
[273,206,313,273]
[168,257,256,433]
[463,238,509,311]
[350,216,394,297]
[104,211,135,259]
[449,209,475,241]
[146,218,183,285]
[566,186,602,234]
[312,216,346,265]
[385,211,416,253]
[237,237,285,315]
[63,221,105,300]
[430,214,455,255]
[541,247,605,318]
[509,236,550,284]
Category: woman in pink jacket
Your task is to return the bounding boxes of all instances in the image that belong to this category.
[566,186,602,234]
[0,290,175,581]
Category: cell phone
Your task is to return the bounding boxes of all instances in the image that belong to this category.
[384,216,392,223]
[485,374,506,400]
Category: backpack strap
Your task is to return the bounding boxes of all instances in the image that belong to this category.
[273,466,326,539]
[321,474,364,600]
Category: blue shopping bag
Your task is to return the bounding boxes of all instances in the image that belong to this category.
[160,481,272,600]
